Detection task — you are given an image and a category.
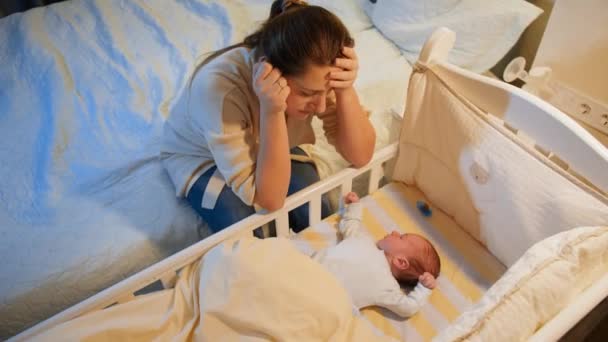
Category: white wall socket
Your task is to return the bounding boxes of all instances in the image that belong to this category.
[525,80,608,136]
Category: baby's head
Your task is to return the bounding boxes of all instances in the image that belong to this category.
[377,231,441,286]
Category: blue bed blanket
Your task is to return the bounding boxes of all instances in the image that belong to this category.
[0,0,272,337]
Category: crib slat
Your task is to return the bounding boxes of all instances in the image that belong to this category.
[276,212,290,237]
[309,196,321,226]
[368,165,383,194]
[341,181,352,196]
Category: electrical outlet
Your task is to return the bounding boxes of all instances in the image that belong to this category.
[525,80,608,136]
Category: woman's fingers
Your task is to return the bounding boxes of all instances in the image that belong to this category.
[329,79,352,88]
[332,47,359,91]
[278,84,290,97]
[341,46,357,60]
[253,61,290,114]
[252,59,291,114]
[254,62,272,83]
[334,57,358,71]
[255,62,283,89]
[330,70,355,81]
[277,77,287,88]
[264,67,282,85]
[271,77,288,95]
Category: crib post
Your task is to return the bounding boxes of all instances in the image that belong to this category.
[275,212,290,237]
[368,164,383,194]
[341,181,352,197]
[309,196,321,226]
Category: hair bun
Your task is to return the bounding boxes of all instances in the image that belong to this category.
[281,0,307,13]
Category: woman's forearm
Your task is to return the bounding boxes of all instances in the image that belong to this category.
[335,87,376,167]
[254,111,291,211]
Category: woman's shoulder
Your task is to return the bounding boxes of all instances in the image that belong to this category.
[192,47,255,95]
[195,47,255,80]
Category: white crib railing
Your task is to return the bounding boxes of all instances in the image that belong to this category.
[11,143,399,341]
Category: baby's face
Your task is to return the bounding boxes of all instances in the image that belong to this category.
[377,231,427,257]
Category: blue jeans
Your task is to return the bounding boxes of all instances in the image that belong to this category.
[187,147,331,235]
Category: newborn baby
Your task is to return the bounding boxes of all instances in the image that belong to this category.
[312,192,441,317]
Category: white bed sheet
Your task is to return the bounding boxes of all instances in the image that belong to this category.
[0,0,410,338]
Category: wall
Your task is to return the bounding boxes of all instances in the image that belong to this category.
[517,0,556,68]
[531,0,608,104]
[529,0,608,145]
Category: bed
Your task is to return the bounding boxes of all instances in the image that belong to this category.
[0,0,545,339]
[10,26,608,341]
[0,0,412,337]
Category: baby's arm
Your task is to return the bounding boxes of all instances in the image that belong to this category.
[377,283,432,318]
[339,193,369,239]
[339,202,366,238]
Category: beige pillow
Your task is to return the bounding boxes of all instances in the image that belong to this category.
[434,226,608,342]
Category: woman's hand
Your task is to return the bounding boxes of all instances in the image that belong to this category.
[329,47,358,93]
[253,60,290,115]
[329,46,374,168]
[251,60,291,211]
[419,272,437,290]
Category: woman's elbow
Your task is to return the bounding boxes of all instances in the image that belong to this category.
[255,194,285,212]
[347,134,376,168]
[350,153,373,168]
[348,146,374,168]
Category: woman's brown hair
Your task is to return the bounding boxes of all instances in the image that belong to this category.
[193,0,354,77]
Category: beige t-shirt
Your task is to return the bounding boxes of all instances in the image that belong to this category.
[161,47,339,205]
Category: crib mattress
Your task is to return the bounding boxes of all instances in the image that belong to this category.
[291,182,506,341]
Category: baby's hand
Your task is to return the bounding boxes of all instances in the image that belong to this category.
[419,272,436,289]
[344,192,359,204]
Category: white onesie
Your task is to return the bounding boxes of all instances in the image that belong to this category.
[312,202,432,318]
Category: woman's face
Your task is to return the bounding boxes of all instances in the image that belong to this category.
[284,64,340,120]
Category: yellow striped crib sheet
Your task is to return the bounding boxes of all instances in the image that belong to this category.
[291,182,506,341]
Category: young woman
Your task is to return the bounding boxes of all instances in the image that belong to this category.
[161,0,375,234]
